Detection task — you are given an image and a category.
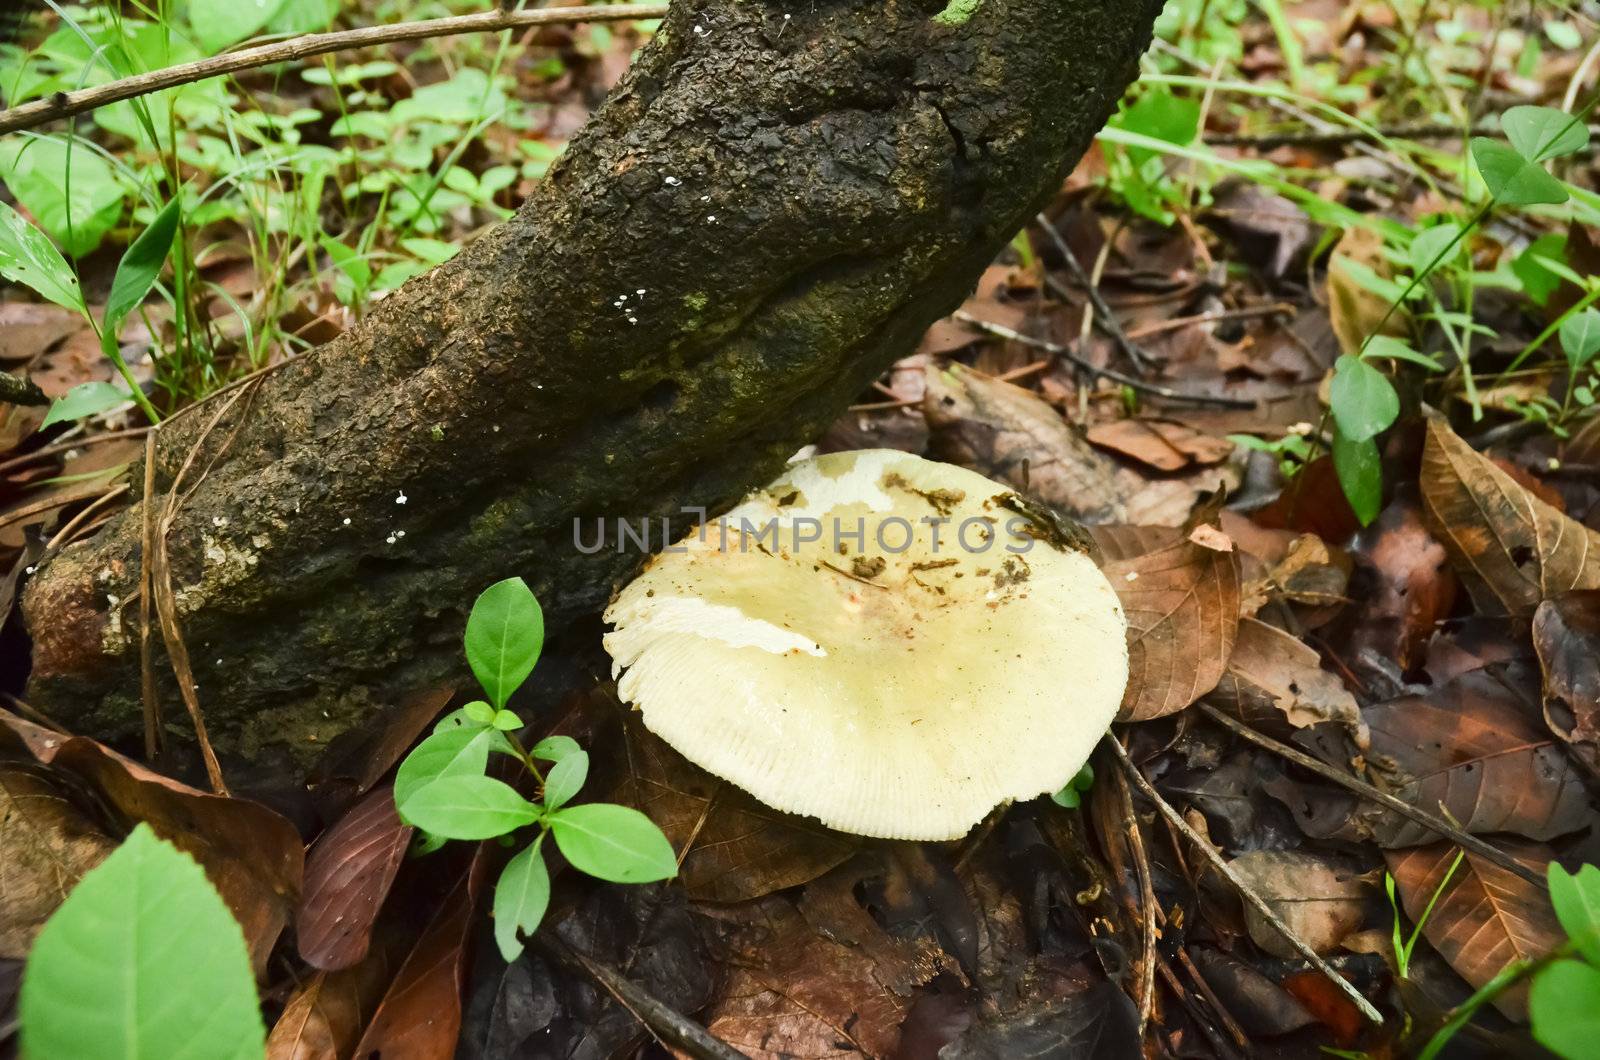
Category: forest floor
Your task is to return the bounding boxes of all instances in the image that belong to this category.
[3,0,1600,1057]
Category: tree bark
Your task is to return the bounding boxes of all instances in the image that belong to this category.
[23,0,1161,764]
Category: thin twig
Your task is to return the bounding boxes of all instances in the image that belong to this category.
[1104,734,1385,1024]
[535,934,747,1060]
[0,4,670,135]
[1154,952,1247,1060]
[0,484,117,533]
[1123,303,1296,341]
[1203,121,1600,150]
[952,311,1256,409]
[1111,763,1158,1037]
[0,371,48,406]
[1175,947,1252,1050]
[139,432,162,761]
[1033,214,1154,372]
[43,484,128,550]
[1196,702,1544,888]
[0,426,149,477]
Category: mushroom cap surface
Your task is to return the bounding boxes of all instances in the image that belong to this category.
[603,450,1129,840]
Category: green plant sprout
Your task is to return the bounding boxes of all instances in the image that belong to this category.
[394,577,678,962]
[1051,762,1095,809]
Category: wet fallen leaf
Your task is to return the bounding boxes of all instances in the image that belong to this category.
[0,764,115,958]
[1189,946,1318,1036]
[609,713,857,903]
[1227,850,1369,957]
[1345,493,1458,674]
[1533,591,1600,778]
[1239,532,1352,616]
[297,784,412,971]
[1104,524,1242,721]
[1210,617,1367,744]
[1205,181,1317,280]
[1421,419,1600,616]
[1086,418,1234,472]
[1364,668,1591,847]
[1387,841,1560,1019]
[0,709,303,974]
[267,952,393,1060]
[938,980,1140,1059]
[923,363,1124,523]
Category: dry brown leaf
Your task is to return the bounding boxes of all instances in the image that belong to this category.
[923,362,1123,523]
[297,785,412,971]
[267,954,393,1060]
[1104,526,1242,721]
[1533,591,1600,778]
[612,713,857,903]
[1327,226,1405,356]
[1364,669,1591,847]
[1386,841,1560,1019]
[1086,418,1235,472]
[1346,495,1458,673]
[1421,418,1600,616]
[1210,617,1367,745]
[700,896,912,1058]
[0,764,115,958]
[1227,850,1368,957]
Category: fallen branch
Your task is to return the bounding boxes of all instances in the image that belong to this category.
[1196,702,1545,888]
[0,370,48,406]
[953,311,1257,409]
[0,4,670,136]
[1104,734,1385,1025]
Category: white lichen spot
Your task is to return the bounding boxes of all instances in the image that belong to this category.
[706,215,717,222]
[663,176,682,187]
[343,517,352,526]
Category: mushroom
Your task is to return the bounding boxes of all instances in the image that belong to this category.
[602,449,1128,840]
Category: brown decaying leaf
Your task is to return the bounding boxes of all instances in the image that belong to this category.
[1085,418,1234,472]
[1346,495,1458,673]
[612,712,857,903]
[1103,526,1242,721]
[922,362,1124,523]
[297,785,412,971]
[1386,841,1561,1019]
[0,764,116,958]
[699,896,913,1058]
[1226,850,1368,958]
[1327,225,1406,356]
[1210,617,1367,745]
[0,709,303,975]
[1239,533,1351,618]
[267,952,393,1060]
[352,847,486,1058]
[1421,419,1600,617]
[1364,669,1590,847]
[1534,591,1600,778]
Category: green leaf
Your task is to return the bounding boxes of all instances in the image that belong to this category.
[1409,223,1461,278]
[1113,88,1201,165]
[1050,762,1094,809]
[189,0,289,54]
[1472,138,1570,206]
[19,824,265,1060]
[1560,310,1600,375]
[104,197,180,336]
[1503,105,1589,163]
[394,727,491,809]
[464,577,544,709]
[1332,430,1382,526]
[1513,233,1568,306]
[1364,335,1442,371]
[548,804,677,884]
[1549,863,1600,966]
[542,750,588,812]
[0,139,126,257]
[463,700,496,725]
[491,709,523,732]
[40,381,132,429]
[530,735,582,764]
[1330,355,1400,441]
[397,774,539,840]
[0,200,86,314]
[493,838,550,962]
[1532,960,1600,1060]
[266,0,339,35]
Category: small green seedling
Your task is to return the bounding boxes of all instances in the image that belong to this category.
[1051,763,1095,809]
[394,577,678,961]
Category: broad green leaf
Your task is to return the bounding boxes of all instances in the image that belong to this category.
[1364,335,1442,371]
[548,803,677,884]
[0,200,86,314]
[491,709,523,732]
[463,700,496,725]
[493,838,550,962]
[266,0,339,35]
[1333,430,1382,526]
[1549,863,1600,966]
[530,735,582,764]
[19,824,265,1060]
[1503,105,1589,163]
[465,577,544,709]
[394,727,491,809]
[1330,354,1400,441]
[542,750,588,812]
[189,0,289,54]
[0,139,125,257]
[1112,88,1200,166]
[1409,223,1461,278]
[1514,233,1569,306]
[1531,960,1600,1060]
[40,382,133,429]
[104,197,180,336]
[1560,310,1600,375]
[397,774,538,840]
[1472,138,1570,207]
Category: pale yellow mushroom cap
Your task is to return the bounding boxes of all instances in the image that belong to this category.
[602,450,1129,840]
